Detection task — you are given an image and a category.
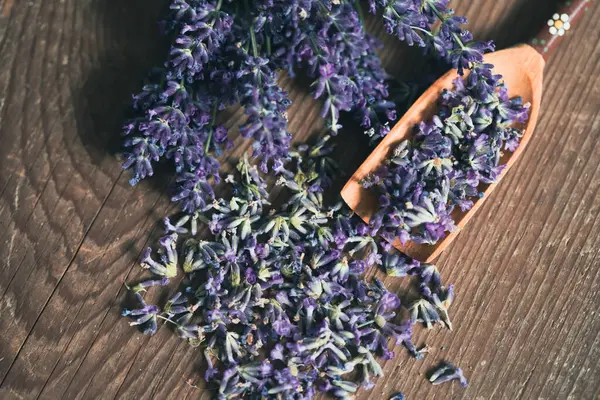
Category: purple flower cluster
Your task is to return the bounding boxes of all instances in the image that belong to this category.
[363,8,530,246]
[122,0,494,214]
[410,263,454,330]
[123,137,456,399]
[118,1,497,396]
[122,0,293,213]
[370,0,494,75]
[277,1,396,140]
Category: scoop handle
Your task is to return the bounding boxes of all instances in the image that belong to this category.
[531,0,592,60]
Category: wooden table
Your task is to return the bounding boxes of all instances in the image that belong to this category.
[0,0,599,399]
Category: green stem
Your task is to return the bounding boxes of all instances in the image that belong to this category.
[428,1,445,21]
[156,314,181,326]
[204,102,220,155]
[249,26,259,57]
[208,0,224,29]
[357,320,374,329]
[324,81,338,132]
[451,32,466,50]
[428,2,466,50]
[412,26,434,37]
[243,0,260,57]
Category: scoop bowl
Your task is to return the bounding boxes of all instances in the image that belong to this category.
[341,45,545,262]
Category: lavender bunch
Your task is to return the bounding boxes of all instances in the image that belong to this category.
[123,137,455,399]
[123,1,234,213]
[122,0,292,214]
[121,0,496,215]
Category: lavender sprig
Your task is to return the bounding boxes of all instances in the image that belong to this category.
[237,55,292,173]
[370,0,494,75]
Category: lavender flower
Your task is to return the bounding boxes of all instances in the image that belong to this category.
[422,284,455,330]
[166,0,233,80]
[129,277,169,294]
[409,298,441,329]
[382,250,420,277]
[122,293,159,335]
[236,54,292,173]
[123,0,502,217]
[291,2,395,140]
[429,361,469,387]
[371,0,493,75]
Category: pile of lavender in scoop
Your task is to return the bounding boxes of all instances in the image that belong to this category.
[362,12,530,246]
[124,136,464,398]
[362,66,530,246]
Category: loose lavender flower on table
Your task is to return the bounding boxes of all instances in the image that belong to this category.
[122,136,458,399]
[429,360,469,387]
[122,292,160,336]
[117,1,488,398]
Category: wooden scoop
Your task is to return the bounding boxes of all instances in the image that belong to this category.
[341,0,591,262]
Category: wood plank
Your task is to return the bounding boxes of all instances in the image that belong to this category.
[0,0,599,399]
[0,0,171,393]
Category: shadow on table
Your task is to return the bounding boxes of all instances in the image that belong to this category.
[71,0,170,175]
[481,0,564,49]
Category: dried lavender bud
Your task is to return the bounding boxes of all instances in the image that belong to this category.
[428,361,468,387]
[128,277,169,294]
[409,299,441,329]
[140,244,178,278]
[389,393,405,400]
[404,340,429,361]
[122,293,159,335]
[423,284,455,330]
[382,251,420,277]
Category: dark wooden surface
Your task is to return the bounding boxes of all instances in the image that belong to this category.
[0,0,599,399]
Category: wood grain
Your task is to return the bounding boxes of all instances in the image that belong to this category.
[0,0,599,399]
